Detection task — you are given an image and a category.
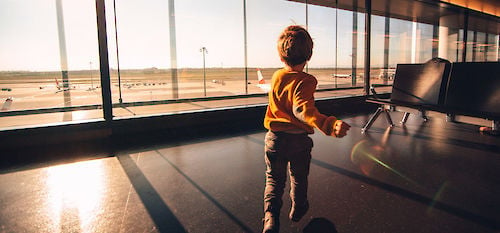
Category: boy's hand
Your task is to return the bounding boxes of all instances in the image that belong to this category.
[333,120,351,138]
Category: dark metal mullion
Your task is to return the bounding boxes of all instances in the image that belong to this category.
[352,1,358,86]
[243,0,248,94]
[383,2,390,85]
[334,0,338,88]
[462,11,469,62]
[0,105,102,117]
[472,30,477,61]
[305,0,308,28]
[364,0,371,95]
[96,0,113,123]
[432,23,439,58]
[483,32,490,61]
[306,0,309,73]
[483,32,489,61]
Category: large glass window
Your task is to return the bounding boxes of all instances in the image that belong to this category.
[0,0,101,128]
[466,13,500,62]
[176,0,245,98]
[486,34,499,61]
[0,0,498,129]
[108,0,247,119]
[106,0,172,105]
[385,20,436,65]
[415,23,435,63]
[247,0,306,94]
[436,10,465,62]
[387,18,413,66]
[371,0,468,85]
[309,3,366,90]
[308,4,338,89]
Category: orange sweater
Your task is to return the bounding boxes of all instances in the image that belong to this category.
[264,68,338,135]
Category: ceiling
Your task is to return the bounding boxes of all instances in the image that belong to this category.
[289,0,499,33]
[440,0,500,17]
[289,0,499,17]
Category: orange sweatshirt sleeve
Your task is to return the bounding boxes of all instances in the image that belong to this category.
[264,69,339,136]
[291,76,338,136]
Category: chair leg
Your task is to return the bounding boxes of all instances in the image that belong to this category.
[400,112,410,124]
[479,120,500,136]
[362,107,383,133]
[383,109,394,127]
[420,110,429,121]
[492,120,499,131]
[446,113,456,122]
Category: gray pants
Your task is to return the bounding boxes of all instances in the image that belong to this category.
[263,131,313,215]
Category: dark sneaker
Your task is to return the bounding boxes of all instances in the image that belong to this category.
[262,212,280,233]
[289,200,309,222]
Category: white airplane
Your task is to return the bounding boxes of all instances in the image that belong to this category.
[255,68,271,92]
[54,77,79,93]
[332,74,352,78]
[38,77,77,93]
[255,68,323,92]
[1,97,13,111]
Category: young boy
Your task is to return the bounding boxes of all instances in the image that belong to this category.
[262,25,351,233]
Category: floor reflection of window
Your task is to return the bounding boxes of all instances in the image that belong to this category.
[46,159,105,232]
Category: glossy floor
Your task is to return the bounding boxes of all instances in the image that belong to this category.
[1,112,499,233]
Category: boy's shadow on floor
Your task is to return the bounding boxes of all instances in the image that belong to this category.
[303,217,338,233]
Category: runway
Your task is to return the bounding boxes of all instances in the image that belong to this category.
[0,68,392,129]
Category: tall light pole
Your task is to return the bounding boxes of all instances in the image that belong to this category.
[90,61,93,90]
[200,47,208,96]
[113,0,123,103]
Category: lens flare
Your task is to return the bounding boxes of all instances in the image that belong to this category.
[351,139,418,186]
[427,182,449,214]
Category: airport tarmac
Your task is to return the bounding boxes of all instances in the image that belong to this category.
[0,69,391,129]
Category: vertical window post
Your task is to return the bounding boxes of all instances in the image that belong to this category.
[243,0,248,94]
[352,2,358,87]
[169,0,179,99]
[462,11,469,62]
[55,0,72,113]
[364,0,371,95]
[96,0,113,123]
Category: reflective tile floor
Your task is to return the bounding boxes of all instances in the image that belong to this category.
[1,112,499,233]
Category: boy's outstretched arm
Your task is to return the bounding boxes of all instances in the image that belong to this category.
[293,79,351,137]
[333,120,351,138]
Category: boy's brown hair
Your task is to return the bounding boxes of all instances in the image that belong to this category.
[277,25,313,66]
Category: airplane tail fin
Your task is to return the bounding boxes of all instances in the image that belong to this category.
[255,68,271,92]
[55,77,61,90]
[2,98,13,111]
[257,68,266,84]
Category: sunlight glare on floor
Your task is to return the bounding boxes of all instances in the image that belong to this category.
[45,159,106,232]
